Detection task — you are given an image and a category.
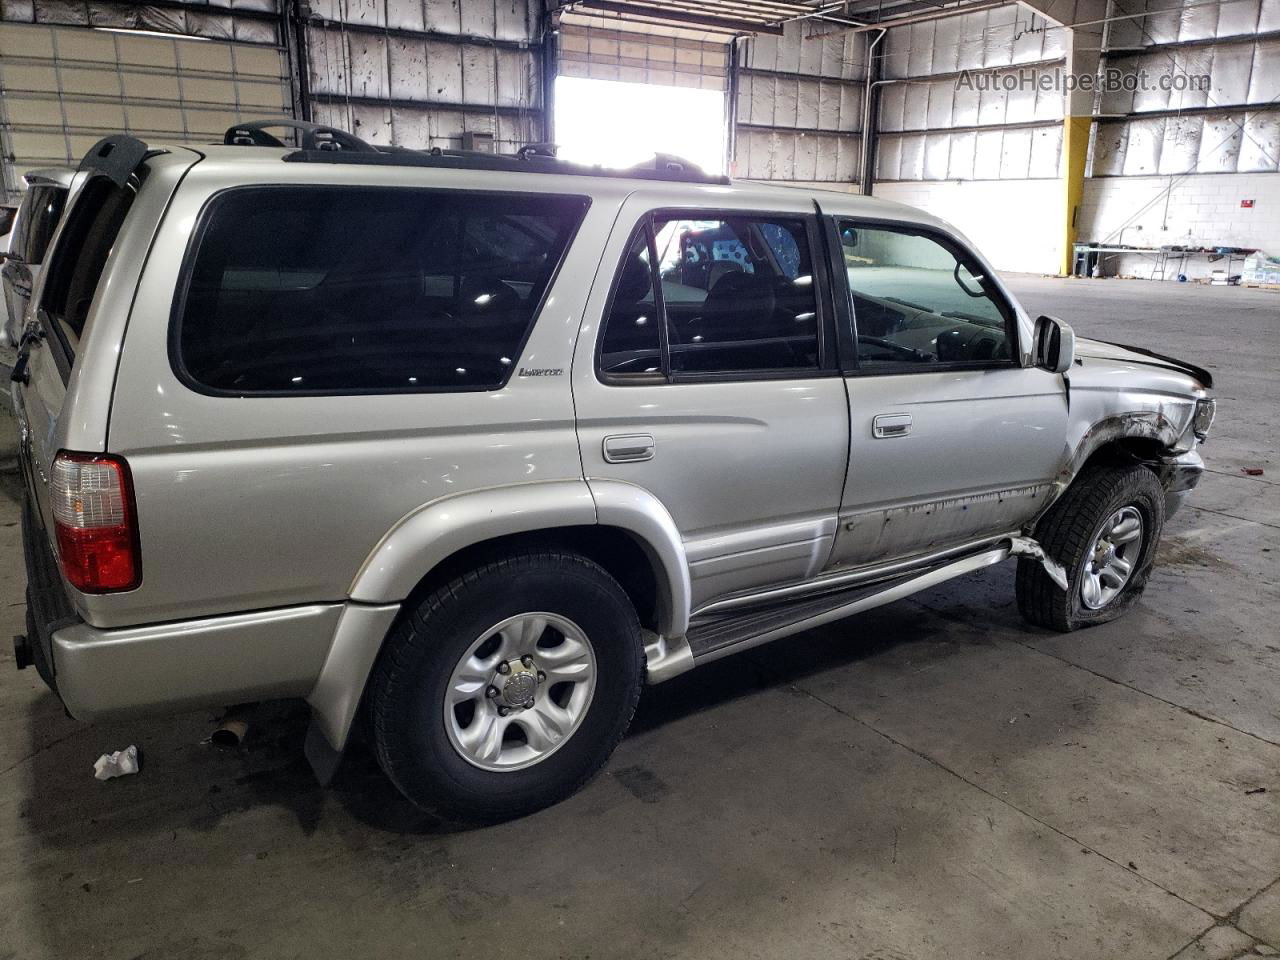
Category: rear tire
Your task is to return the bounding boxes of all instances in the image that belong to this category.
[1017,464,1165,632]
[368,549,644,822]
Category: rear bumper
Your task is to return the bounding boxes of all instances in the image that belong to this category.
[21,485,398,726]
[51,604,344,721]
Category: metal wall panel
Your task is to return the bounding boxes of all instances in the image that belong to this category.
[883,4,1057,80]
[1238,110,1280,169]
[307,0,542,153]
[735,19,865,182]
[1096,0,1280,174]
[1093,110,1278,174]
[877,3,1065,181]
[0,0,279,43]
[0,20,289,198]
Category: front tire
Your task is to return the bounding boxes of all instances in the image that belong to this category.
[1017,464,1166,632]
[368,550,644,822]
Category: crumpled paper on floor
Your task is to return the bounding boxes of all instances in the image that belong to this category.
[93,745,140,781]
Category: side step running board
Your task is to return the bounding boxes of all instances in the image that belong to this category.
[685,544,1012,665]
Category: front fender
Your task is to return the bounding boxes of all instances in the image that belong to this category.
[1061,408,1188,483]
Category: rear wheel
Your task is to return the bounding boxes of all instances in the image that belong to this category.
[368,550,644,821]
[1017,464,1165,632]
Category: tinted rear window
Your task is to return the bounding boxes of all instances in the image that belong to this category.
[176,187,588,394]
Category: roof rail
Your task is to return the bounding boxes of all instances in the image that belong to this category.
[220,118,729,185]
[224,119,377,154]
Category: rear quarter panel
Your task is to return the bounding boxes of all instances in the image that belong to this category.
[12,152,197,568]
[100,159,629,629]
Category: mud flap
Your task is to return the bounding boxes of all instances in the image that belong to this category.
[304,716,344,786]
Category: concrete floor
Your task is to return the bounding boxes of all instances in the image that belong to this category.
[0,276,1277,960]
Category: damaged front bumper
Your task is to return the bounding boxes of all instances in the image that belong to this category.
[1156,448,1205,519]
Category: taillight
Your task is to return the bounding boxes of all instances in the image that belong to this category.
[50,452,141,593]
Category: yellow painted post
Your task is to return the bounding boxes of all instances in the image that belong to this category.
[1061,114,1092,277]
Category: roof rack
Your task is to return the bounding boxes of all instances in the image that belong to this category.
[220,119,730,186]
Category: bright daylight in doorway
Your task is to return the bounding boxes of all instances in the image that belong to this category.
[554,75,727,176]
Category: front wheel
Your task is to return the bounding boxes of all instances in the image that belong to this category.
[1017,464,1166,632]
[368,550,644,822]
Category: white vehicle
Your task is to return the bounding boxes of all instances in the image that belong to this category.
[11,121,1214,821]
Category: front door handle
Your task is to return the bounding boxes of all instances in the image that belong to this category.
[872,413,912,438]
[603,434,655,463]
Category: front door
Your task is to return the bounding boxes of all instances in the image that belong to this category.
[825,217,1068,570]
[572,195,850,611]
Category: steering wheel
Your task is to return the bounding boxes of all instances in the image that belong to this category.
[858,335,935,363]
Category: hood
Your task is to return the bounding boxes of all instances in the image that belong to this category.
[1074,337,1214,389]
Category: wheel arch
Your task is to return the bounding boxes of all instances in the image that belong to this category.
[309,481,691,753]
[1059,411,1187,489]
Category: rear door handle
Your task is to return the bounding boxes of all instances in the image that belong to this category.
[603,434,655,463]
[872,413,912,438]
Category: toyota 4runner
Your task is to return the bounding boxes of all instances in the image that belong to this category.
[9,121,1215,821]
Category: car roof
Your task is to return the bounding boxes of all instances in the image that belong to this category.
[168,142,946,232]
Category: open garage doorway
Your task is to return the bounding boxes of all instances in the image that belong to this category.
[553,75,728,176]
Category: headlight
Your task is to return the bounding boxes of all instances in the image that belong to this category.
[1193,398,1216,440]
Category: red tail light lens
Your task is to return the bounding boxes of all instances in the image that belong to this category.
[50,452,141,593]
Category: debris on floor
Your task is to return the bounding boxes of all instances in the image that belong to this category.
[93,745,140,781]
[1243,467,1265,476]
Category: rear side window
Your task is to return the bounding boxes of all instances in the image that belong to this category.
[176,187,588,394]
[15,185,68,264]
[41,178,135,351]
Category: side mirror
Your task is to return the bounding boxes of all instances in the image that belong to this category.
[1034,315,1075,374]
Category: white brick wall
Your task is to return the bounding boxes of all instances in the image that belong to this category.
[871,179,1062,275]
[1077,173,1280,281]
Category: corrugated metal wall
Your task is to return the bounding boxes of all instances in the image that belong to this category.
[1092,0,1280,176]
[735,19,865,182]
[876,3,1065,181]
[305,0,544,152]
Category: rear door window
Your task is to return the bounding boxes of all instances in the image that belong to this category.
[18,185,68,265]
[598,213,824,380]
[176,187,588,394]
[40,177,136,357]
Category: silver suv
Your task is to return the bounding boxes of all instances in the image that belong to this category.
[10,121,1214,821]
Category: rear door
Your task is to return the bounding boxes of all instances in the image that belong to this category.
[825,216,1068,569]
[572,192,850,611]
